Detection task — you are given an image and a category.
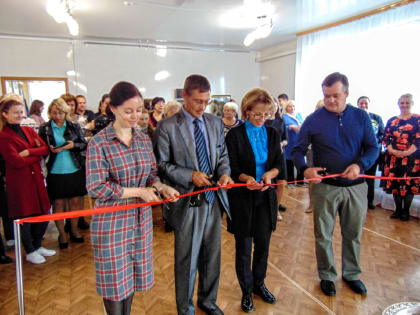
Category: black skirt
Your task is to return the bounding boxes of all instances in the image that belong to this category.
[47,169,87,201]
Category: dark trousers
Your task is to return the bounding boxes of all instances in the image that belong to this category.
[174,199,222,315]
[365,159,379,204]
[286,159,304,183]
[0,185,13,241]
[234,192,272,295]
[20,222,49,254]
[0,233,5,256]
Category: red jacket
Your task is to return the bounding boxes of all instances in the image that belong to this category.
[0,126,50,219]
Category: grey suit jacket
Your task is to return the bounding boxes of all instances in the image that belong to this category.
[154,110,231,230]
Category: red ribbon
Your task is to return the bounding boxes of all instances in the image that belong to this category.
[16,174,420,224]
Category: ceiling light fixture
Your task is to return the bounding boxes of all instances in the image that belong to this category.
[243,14,273,47]
[46,0,79,36]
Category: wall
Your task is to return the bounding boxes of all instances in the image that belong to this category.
[0,37,260,111]
[257,40,297,100]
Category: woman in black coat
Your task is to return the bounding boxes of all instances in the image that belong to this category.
[225,88,283,313]
[38,98,88,249]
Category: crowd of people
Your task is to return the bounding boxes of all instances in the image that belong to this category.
[0,72,418,315]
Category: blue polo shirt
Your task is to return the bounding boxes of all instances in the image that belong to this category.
[292,105,379,186]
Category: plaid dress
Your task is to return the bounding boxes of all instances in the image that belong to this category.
[86,125,158,301]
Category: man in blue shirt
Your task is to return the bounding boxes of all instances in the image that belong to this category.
[292,72,378,297]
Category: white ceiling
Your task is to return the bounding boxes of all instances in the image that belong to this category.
[0,0,398,51]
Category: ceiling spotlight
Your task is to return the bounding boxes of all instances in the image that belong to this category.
[123,1,135,6]
[154,71,170,81]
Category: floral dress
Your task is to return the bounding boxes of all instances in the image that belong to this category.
[382,114,420,196]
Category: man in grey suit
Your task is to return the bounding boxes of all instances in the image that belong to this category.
[154,74,233,315]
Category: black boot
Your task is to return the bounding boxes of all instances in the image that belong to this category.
[400,194,413,221]
[391,194,402,219]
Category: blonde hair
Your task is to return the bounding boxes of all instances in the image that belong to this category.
[164,101,182,116]
[0,94,24,131]
[241,88,275,118]
[47,98,71,121]
[223,102,239,114]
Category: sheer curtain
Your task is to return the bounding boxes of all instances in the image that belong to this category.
[295,0,420,120]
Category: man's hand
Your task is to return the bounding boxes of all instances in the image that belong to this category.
[192,171,212,187]
[304,167,325,184]
[217,174,234,190]
[342,164,360,180]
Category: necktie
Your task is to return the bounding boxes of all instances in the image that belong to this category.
[193,118,215,204]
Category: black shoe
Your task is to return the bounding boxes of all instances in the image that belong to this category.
[342,278,367,295]
[278,204,287,212]
[58,236,68,249]
[0,254,13,264]
[164,221,174,232]
[252,284,276,304]
[320,280,336,296]
[368,203,375,210]
[78,217,90,230]
[400,210,410,221]
[390,210,401,219]
[241,294,254,313]
[197,303,224,315]
[69,231,84,243]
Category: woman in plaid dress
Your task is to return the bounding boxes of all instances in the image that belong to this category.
[86,82,179,315]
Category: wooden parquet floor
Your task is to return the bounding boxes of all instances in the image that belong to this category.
[1,187,420,315]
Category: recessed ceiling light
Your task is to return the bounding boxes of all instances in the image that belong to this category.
[123,1,135,6]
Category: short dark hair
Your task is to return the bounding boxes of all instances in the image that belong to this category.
[357,96,370,104]
[108,82,142,119]
[152,97,165,109]
[277,94,288,101]
[29,99,44,116]
[184,74,211,96]
[322,72,349,91]
[76,95,86,100]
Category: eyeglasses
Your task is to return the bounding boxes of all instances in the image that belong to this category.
[248,112,272,120]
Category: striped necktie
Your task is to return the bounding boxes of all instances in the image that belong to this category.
[193,118,215,204]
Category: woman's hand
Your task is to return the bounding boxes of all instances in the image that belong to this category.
[244,175,262,190]
[281,140,288,148]
[155,183,180,202]
[50,141,75,154]
[137,187,161,203]
[260,169,279,191]
[18,149,29,157]
[289,125,300,132]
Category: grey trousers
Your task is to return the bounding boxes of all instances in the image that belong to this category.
[174,198,222,315]
[312,182,367,281]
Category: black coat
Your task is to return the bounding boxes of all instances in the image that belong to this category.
[38,120,87,172]
[225,123,283,236]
